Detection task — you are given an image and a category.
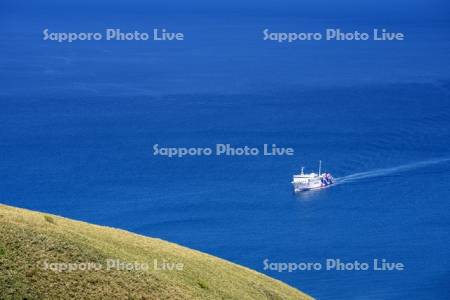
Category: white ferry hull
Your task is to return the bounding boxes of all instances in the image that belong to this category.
[292,181,333,192]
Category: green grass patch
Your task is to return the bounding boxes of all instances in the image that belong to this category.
[0,204,312,300]
[44,215,56,224]
[198,280,208,289]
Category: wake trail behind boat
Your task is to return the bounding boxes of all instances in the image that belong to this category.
[335,157,450,185]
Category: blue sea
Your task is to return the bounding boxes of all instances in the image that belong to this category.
[1,5,450,299]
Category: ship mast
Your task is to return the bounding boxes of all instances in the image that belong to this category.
[318,160,322,176]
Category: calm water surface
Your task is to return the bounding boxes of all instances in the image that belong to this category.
[1,15,450,299]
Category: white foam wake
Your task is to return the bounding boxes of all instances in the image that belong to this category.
[335,157,450,185]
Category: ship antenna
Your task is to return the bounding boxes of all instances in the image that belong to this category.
[318,160,322,176]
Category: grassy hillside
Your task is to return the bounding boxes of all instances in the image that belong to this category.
[0,204,312,300]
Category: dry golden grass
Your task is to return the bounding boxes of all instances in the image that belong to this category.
[0,204,312,300]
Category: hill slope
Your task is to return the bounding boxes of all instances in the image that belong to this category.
[0,204,312,299]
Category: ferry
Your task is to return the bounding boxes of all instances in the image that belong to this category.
[292,161,334,192]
